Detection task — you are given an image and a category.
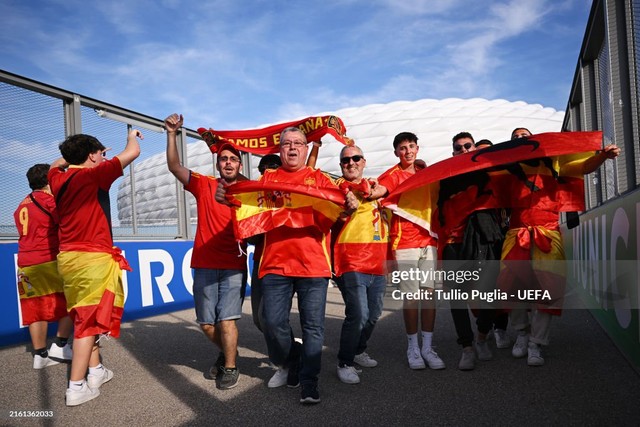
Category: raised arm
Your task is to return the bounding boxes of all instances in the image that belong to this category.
[582,144,621,174]
[164,113,190,186]
[116,129,143,169]
[306,140,322,168]
[50,157,69,170]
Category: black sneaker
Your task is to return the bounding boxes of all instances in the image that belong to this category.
[287,341,301,388]
[218,367,239,390]
[208,353,226,379]
[215,352,226,371]
[300,383,320,404]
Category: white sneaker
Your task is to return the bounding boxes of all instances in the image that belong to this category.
[48,342,73,361]
[494,329,512,349]
[354,352,378,368]
[458,348,476,371]
[475,340,493,361]
[267,368,288,388]
[421,348,446,370]
[527,342,545,366]
[66,382,100,406]
[337,364,361,384]
[512,332,529,358]
[407,347,426,370]
[33,354,60,369]
[87,366,114,389]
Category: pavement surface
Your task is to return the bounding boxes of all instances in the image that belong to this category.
[1,285,639,426]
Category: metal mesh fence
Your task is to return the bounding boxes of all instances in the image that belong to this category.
[0,81,65,236]
[0,71,208,240]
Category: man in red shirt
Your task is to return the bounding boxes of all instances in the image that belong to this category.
[14,163,73,370]
[217,127,358,404]
[49,129,141,406]
[503,127,620,366]
[165,113,247,390]
[379,132,445,370]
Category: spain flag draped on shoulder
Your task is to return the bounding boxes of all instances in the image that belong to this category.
[198,116,354,155]
[225,169,348,240]
[382,131,603,235]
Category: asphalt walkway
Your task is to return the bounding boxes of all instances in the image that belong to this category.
[1,286,639,426]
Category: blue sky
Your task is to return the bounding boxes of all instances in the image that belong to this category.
[0,0,591,131]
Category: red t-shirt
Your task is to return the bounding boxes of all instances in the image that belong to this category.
[48,158,123,250]
[379,164,436,250]
[13,190,59,267]
[185,172,247,270]
[258,167,336,278]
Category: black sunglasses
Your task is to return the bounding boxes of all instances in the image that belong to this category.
[340,155,364,164]
[453,142,473,152]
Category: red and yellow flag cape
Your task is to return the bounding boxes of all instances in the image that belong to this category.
[382,131,603,236]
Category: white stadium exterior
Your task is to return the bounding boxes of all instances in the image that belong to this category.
[117,97,565,226]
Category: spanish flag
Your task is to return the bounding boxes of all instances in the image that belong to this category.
[17,261,68,326]
[57,246,129,339]
[383,131,603,236]
[225,180,346,240]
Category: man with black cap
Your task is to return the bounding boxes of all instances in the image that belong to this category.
[250,154,282,332]
[165,113,247,390]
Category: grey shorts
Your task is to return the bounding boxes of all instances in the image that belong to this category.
[193,268,246,325]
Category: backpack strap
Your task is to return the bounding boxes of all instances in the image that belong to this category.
[55,170,79,206]
[28,193,54,219]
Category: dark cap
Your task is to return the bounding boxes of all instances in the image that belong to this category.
[218,143,242,160]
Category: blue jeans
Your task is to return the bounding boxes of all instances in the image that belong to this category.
[261,274,328,386]
[336,272,386,365]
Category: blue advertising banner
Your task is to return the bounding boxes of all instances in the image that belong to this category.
[0,241,255,347]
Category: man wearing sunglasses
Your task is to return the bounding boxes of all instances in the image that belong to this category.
[378,132,445,371]
[165,113,247,391]
[438,132,506,370]
[333,146,389,384]
[452,131,476,155]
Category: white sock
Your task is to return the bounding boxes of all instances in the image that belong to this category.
[421,331,433,350]
[88,364,104,376]
[68,380,85,391]
[407,333,419,350]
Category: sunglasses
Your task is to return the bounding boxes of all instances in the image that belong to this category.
[340,155,364,165]
[453,142,473,152]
